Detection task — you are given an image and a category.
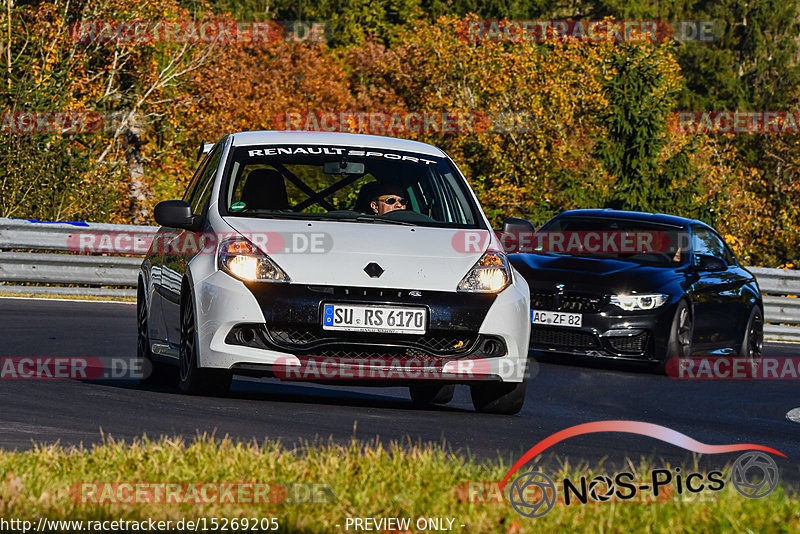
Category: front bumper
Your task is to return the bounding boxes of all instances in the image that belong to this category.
[192,270,530,383]
[529,305,676,363]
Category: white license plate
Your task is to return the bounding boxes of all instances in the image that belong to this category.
[322,304,427,334]
[531,309,583,328]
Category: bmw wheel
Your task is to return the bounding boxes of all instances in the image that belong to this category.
[739,305,763,375]
[657,299,693,373]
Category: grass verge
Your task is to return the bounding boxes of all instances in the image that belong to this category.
[0,436,798,533]
[0,292,135,303]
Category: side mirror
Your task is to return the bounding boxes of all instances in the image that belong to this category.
[502,217,536,234]
[154,200,202,231]
[197,142,213,162]
[696,254,726,272]
[500,217,536,253]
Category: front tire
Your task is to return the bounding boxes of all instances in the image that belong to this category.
[137,286,177,387]
[409,384,455,406]
[179,290,232,396]
[470,380,526,415]
[657,299,693,373]
[738,305,763,375]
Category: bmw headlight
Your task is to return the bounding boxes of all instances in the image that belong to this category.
[458,250,511,293]
[610,293,668,311]
[218,236,290,282]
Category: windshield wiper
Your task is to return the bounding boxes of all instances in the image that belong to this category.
[354,216,415,226]
[227,211,416,225]
[233,212,330,220]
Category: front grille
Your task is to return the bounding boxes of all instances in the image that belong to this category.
[606,332,650,355]
[302,348,435,361]
[227,323,483,357]
[270,328,319,346]
[530,327,600,348]
[307,285,408,299]
[530,290,606,312]
[268,327,476,355]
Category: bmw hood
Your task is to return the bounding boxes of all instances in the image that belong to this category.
[509,253,683,294]
[222,216,492,291]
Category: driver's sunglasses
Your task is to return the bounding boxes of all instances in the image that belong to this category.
[377,197,408,206]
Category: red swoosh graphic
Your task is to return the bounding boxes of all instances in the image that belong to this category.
[500,420,786,489]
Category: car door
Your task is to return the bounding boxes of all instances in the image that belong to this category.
[161,142,224,348]
[688,225,748,350]
[148,155,210,350]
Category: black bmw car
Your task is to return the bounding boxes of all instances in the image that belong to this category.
[506,209,763,371]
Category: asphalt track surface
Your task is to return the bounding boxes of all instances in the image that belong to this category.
[2,297,799,485]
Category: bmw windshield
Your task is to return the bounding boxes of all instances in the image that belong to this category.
[536,216,689,266]
[219,145,486,229]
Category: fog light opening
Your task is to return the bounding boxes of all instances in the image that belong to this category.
[239,328,256,344]
[482,339,501,357]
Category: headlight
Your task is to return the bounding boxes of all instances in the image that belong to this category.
[610,293,668,311]
[218,236,290,282]
[457,250,511,293]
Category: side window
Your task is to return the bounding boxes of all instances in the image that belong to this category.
[182,155,210,203]
[440,172,474,225]
[692,226,728,265]
[722,242,738,265]
[187,145,223,214]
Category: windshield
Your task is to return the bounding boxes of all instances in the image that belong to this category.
[219,144,484,229]
[537,216,689,266]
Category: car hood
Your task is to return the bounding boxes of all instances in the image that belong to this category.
[222,217,491,291]
[509,253,683,294]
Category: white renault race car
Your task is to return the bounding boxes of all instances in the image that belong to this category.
[137,131,530,414]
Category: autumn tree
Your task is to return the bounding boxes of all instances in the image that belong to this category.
[1,0,214,223]
[596,43,704,216]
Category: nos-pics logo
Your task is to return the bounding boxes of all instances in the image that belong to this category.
[501,421,783,518]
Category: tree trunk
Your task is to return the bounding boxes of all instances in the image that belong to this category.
[124,126,147,224]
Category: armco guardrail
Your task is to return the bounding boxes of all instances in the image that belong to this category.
[0,218,157,297]
[748,267,800,342]
[0,218,799,342]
